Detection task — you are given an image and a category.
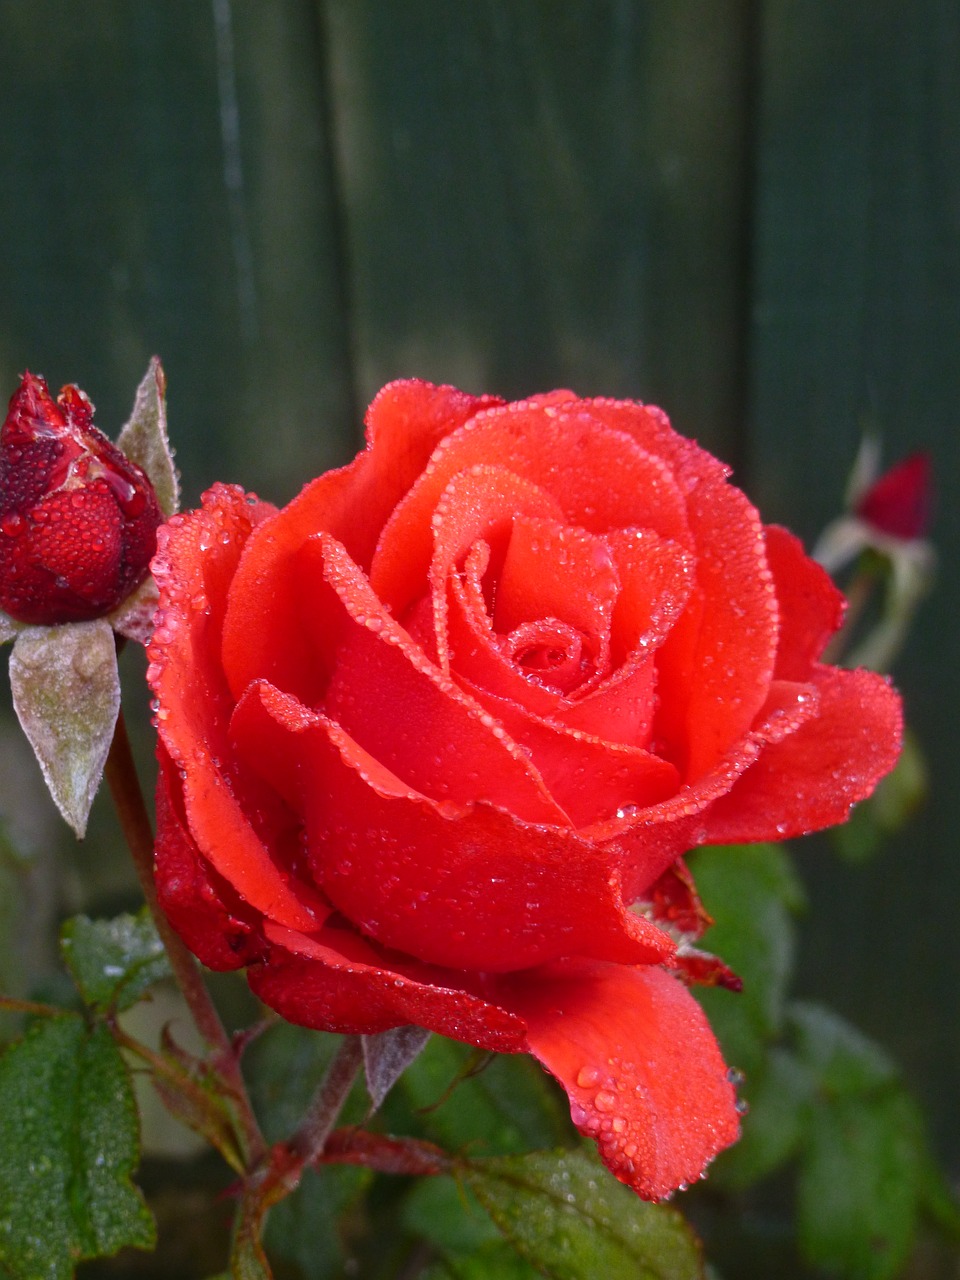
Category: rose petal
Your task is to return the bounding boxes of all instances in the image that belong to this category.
[154,748,267,971]
[315,533,569,823]
[702,665,903,843]
[581,398,730,495]
[220,381,501,702]
[230,680,676,974]
[250,920,528,1053]
[605,679,821,899]
[370,405,692,623]
[764,524,845,679]
[654,476,779,780]
[493,518,619,670]
[446,542,564,717]
[425,464,565,670]
[458,676,679,828]
[496,960,740,1200]
[149,488,319,932]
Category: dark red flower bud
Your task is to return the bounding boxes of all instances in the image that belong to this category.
[0,372,162,625]
[855,451,933,541]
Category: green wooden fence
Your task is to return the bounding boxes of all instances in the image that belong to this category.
[1,0,958,1173]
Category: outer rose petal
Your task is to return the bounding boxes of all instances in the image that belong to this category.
[154,748,265,972]
[654,475,779,780]
[221,381,501,702]
[249,921,528,1053]
[764,524,845,679]
[703,665,903,842]
[229,680,676,973]
[496,960,740,1200]
[150,487,319,933]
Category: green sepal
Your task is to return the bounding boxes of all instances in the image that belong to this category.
[116,356,179,518]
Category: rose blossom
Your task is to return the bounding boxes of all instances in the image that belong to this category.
[147,381,901,1199]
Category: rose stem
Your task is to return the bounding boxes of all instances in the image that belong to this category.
[289,1035,364,1165]
[104,705,266,1164]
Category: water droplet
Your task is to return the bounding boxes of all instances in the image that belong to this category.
[576,1065,601,1089]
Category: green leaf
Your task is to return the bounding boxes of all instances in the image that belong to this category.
[60,908,171,1012]
[421,1240,543,1279]
[264,1165,371,1279]
[116,356,180,518]
[461,1149,704,1280]
[0,1014,154,1278]
[396,1036,571,1155]
[690,844,805,1077]
[711,1047,815,1191]
[403,1176,501,1256]
[9,620,120,838]
[797,1088,924,1280]
[789,1002,897,1098]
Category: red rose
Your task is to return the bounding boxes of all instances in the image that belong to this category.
[148,381,901,1199]
[0,372,162,625]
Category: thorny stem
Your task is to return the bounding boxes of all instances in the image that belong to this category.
[103,706,266,1165]
[289,1035,365,1165]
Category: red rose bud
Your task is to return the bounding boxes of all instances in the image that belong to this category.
[0,372,162,625]
[854,451,933,541]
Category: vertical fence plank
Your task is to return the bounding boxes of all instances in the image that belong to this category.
[323,0,754,461]
[747,0,960,1164]
[0,0,355,504]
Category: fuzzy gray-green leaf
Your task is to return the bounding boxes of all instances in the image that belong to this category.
[10,620,120,838]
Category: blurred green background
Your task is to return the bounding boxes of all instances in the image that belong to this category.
[0,0,957,1193]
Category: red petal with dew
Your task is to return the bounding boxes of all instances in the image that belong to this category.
[764,524,845,679]
[654,474,779,780]
[315,534,568,824]
[426,464,565,670]
[249,921,528,1052]
[149,487,319,933]
[220,381,499,703]
[458,676,678,828]
[370,402,691,621]
[154,748,266,972]
[229,679,675,974]
[496,960,740,1200]
[703,665,902,843]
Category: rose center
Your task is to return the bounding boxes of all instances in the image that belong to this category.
[499,618,594,694]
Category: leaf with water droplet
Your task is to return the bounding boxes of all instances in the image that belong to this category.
[362,1025,432,1110]
[0,1014,154,1278]
[60,909,172,1013]
[116,357,179,518]
[460,1149,704,1279]
[689,843,805,1077]
[9,619,120,837]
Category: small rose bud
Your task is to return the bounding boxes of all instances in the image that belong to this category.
[854,451,933,542]
[0,372,162,625]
